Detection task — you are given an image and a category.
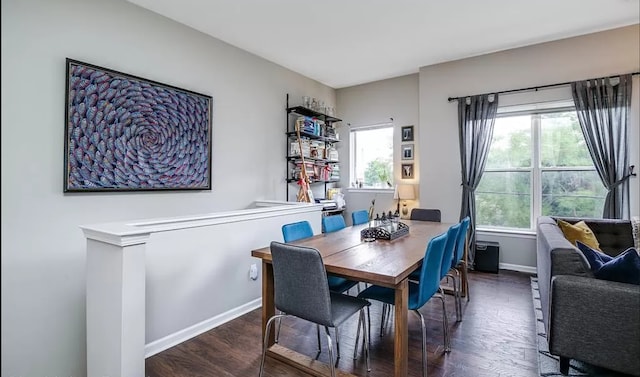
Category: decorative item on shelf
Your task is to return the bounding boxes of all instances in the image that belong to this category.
[394,184,415,216]
[362,198,377,242]
[367,198,376,222]
[295,122,313,203]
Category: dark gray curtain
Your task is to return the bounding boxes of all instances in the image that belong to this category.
[458,94,499,267]
[571,75,632,219]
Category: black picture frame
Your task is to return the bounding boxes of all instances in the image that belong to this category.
[401,144,414,160]
[401,163,414,179]
[64,58,213,192]
[401,125,414,142]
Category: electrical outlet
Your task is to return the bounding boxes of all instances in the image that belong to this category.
[249,264,258,280]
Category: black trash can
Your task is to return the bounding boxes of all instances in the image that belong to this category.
[474,241,499,273]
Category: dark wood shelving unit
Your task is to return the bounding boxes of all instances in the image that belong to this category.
[285,94,342,216]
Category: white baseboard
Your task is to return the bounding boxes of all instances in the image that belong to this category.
[145,297,262,358]
[499,263,537,274]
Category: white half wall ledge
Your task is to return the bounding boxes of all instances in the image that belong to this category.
[80,200,324,244]
[82,200,323,377]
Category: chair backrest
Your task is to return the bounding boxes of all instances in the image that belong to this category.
[452,216,471,268]
[416,232,448,308]
[440,222,461,280]
[270,241,333,327]
[282,221,314,243]
[322,215,346,233]
[351,210,369,225]
[410,208,442,222]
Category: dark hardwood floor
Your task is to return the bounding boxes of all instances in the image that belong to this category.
[146,270,538,377]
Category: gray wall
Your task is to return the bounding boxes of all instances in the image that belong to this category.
[336,74,420,223]
[0,0,335,375]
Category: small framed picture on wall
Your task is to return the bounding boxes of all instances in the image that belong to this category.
[401,144,414,160]
[401,163,414,179]
[401,125,414,142]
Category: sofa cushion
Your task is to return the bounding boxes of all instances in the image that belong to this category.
[576,241,640,285]
[558,220,601,251]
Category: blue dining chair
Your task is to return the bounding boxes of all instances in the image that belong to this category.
[319,215,360,294]
[351,210,369,226]
[356,232,450,376]
[282,221,313,243]
[408,222,462,321]
[322,214,347,233]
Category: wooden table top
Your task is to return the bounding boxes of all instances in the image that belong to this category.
[251,220,452,288]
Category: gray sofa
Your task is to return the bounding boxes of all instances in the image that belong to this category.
[536,216,640,376]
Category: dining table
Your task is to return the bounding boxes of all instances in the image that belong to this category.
[251,219,454,377]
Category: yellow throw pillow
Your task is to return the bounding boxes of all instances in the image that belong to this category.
[557,220,601,251]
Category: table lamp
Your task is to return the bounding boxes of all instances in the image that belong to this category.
[393,184,415,216]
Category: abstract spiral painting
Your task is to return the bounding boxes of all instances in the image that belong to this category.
[64,59,212,192]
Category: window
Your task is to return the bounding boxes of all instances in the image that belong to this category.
[350,124,394,189]
[476,106,606,230]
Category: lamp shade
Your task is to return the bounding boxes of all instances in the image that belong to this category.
[394,184,415,200]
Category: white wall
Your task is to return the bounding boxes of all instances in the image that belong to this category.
[419,25,640,267]
[336,74,420,223]
[0,0,336,376]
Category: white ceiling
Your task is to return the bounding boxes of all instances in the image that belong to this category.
[128,0,639,89]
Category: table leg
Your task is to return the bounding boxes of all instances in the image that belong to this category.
[262,261,275,346]
[394,279,409,377]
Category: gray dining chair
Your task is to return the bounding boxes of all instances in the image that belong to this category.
[259,241,371,377]
[410,208,442,222]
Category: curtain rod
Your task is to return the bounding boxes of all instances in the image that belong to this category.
[447,71,640,102]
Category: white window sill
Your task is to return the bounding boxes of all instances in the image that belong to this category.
[477,227,536,239]
[346,188,394,194]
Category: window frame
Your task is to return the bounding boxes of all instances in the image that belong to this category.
[477,105,601,232]
[349,122,395,190]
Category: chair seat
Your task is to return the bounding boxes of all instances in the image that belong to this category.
[327,275,359,293]
[330,292,370,326]
[358,282,424,310]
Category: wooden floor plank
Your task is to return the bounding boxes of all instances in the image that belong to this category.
[146,270,538,377]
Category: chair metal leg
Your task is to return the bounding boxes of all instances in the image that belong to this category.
[324,327,337,377]
[437,288,451,352]
[366,305,372,347]
[361,309,371,372]
[446,272,461,322]
[412,310,428,377]
[335,326,341,359]
[316,325,322,355]
[385,303,392,330]
[259,314,286,377]
[275,311,283,343]
[380,303,393,336]
[462,261,470,302]
[353,309,371,372]
[380,303,387,336]
[353,313,362,360]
